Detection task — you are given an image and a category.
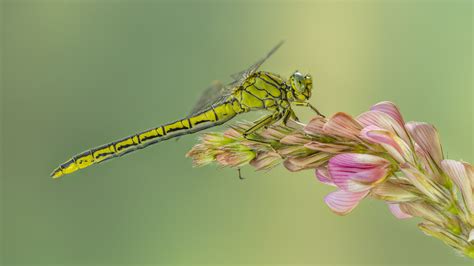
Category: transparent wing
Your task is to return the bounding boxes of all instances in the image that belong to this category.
[188,41,284,116]
[188,80,232,116]
[230,41,284,84]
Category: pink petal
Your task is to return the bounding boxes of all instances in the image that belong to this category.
[304,116,326,135]
[260,127,288,140]
[360,125,413,163]
[370,101,405,129]
[441,160,474,215]
[283,159,301,172]
[316,167,335,186]
[406,122,443,166]
[250,151,281,171]
[304,141,349,153]
[413,144,438,178]
[388,203,412,219]
[278,146,308,157]
[328,153,390,192]
[284,153,330,171]
[410,143,444,184]
[324,189,369,215]
[223,128,243,139]
[280,133,310,145]
[357,110,410,144]
[323,112,362,141]
[461,161,474,191]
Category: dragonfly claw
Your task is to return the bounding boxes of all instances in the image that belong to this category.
[238,168,244,180]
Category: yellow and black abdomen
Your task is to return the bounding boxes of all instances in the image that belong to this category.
[51,100,243,178]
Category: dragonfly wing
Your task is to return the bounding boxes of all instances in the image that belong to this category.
[230,41,284,85]
[188,41,284,117]
[188,80,233,116]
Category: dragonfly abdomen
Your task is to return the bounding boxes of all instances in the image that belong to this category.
[51,101,242,178]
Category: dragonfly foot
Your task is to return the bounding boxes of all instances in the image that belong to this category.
[238,168,244,180]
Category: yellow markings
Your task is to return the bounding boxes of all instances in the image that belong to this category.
[232,100,244,113]
[139,129,159,142]
[264,99,276,109]
[189,113,207,127]
[92,146,114,163]
[75,153,95,169]
[247,85,268,99]
[164,121,185,134]
[189,110,219,127]
[189,103,237,124]
[212,104,230,120]
[279,100,290,109]
[114,138,135,154]
[181,119,191,129]
[225,102,238,116]
[62,161,79,174]
[132,135,140,144]
[258,73,282,97]
[206,109,218,121]
[241,91,264,108]
[51,168,63,179]
[156,127,165,136]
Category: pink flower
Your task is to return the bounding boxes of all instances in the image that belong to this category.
[406,122,443,166]
[284,153,330,172]
[304,116,326,135]
[323,112,362,141]
[388,203,412,219]
[305,141,349,153]
[360,125,413,163]
[324,190,369,215]
[188,100,474,258]
[320,153,391,215]
[315,167,335,186]
[328,153,391,192]
[280,133,311,145]
[357,101,410,144]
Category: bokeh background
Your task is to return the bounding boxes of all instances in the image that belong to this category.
[1,0,472,265]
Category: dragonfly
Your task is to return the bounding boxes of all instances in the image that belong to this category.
[51,42,323,178]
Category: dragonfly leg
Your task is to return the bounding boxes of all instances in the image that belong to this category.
[290,110,300,122]
[282,109,292,125]
[294,102,325,118]
[238,168,244,180]
[282,109,299,125]
[242,113,279,137]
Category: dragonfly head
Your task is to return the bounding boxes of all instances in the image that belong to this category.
[288,71,313,102]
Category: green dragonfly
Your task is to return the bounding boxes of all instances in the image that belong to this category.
[51,42,323,178]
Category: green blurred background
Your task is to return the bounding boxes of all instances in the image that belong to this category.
[1,0,472,265]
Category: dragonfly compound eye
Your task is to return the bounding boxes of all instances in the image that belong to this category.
[304,74,313,90]
[291,71,306,92]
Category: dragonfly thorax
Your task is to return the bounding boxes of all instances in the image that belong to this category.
[288,71,313,102]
